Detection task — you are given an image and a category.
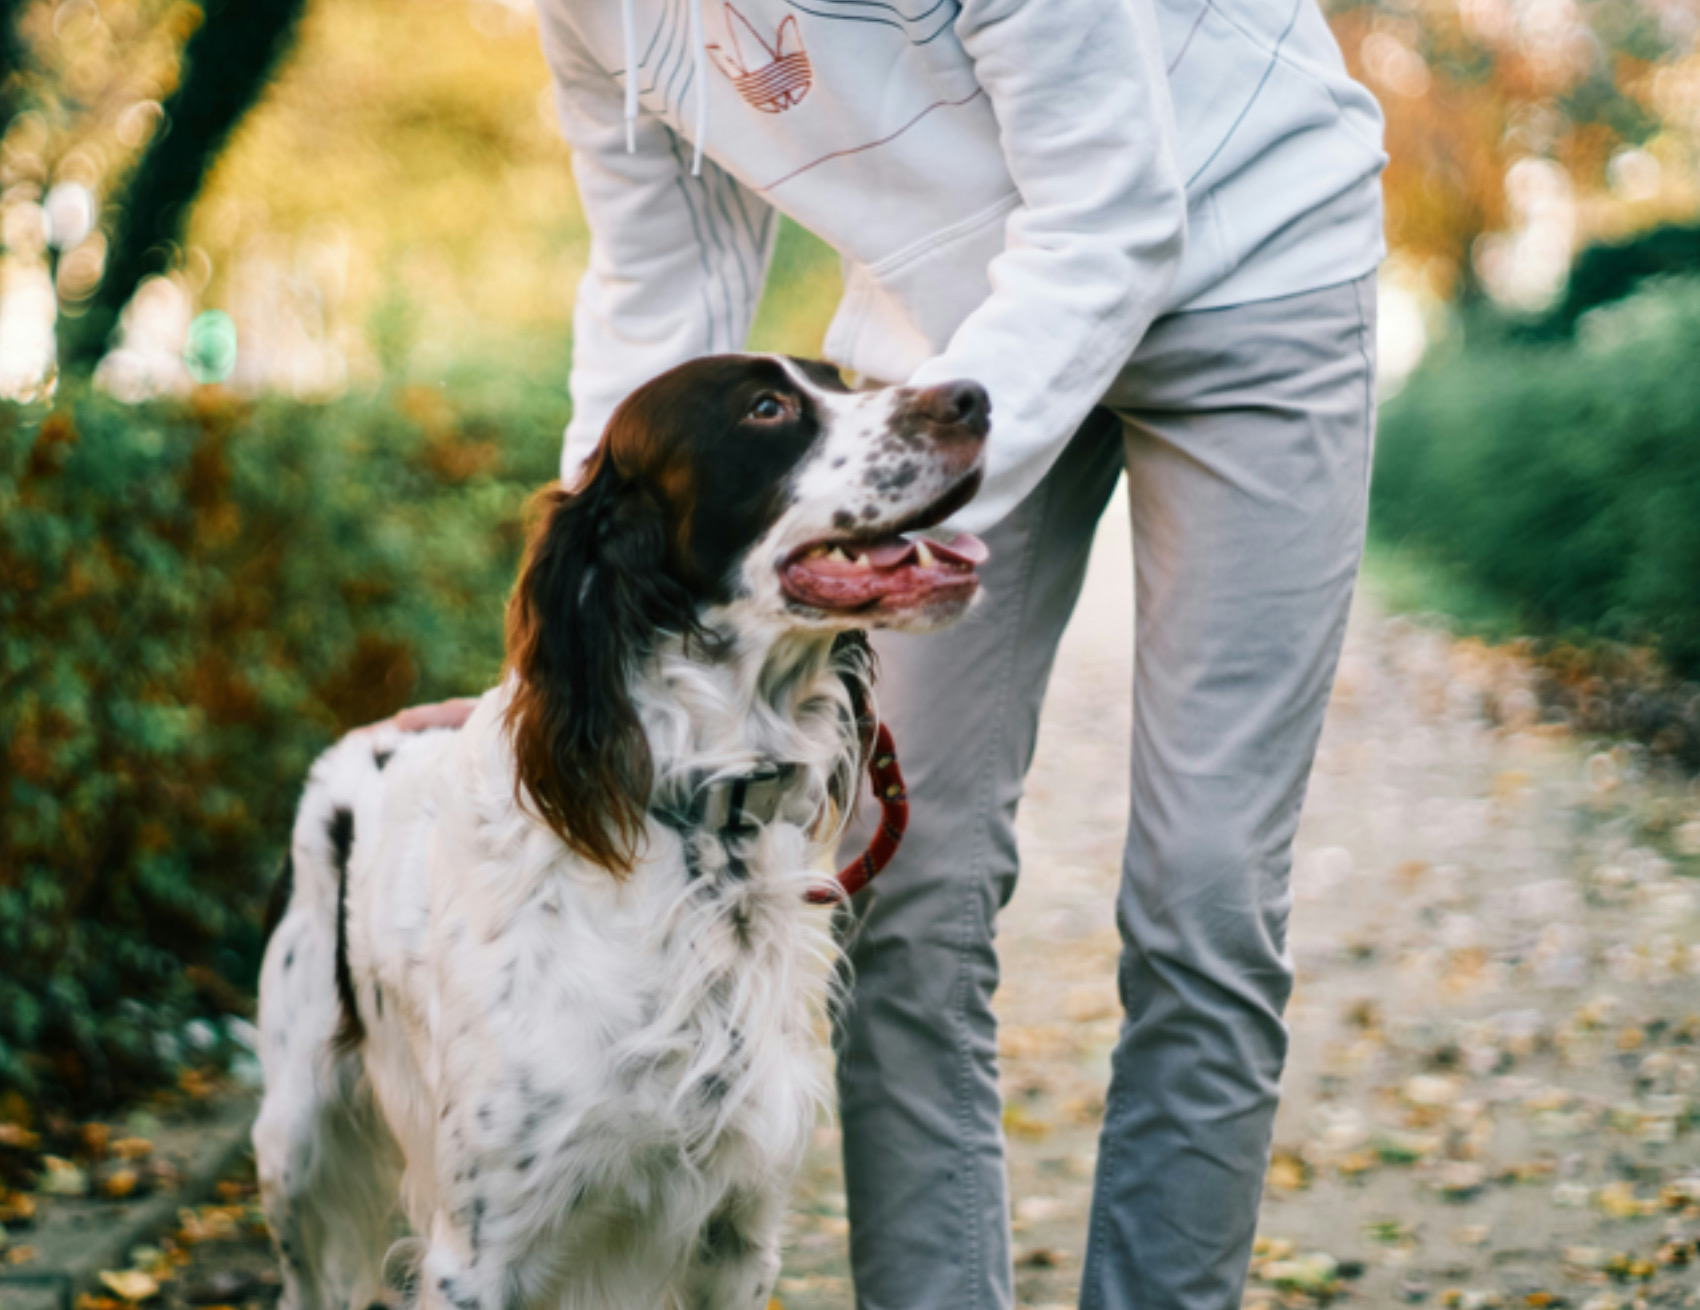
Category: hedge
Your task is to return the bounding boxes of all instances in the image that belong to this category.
[1371,278,1700,679]
[0,377,562,1110]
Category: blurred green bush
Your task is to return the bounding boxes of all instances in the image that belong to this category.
[0,378,563,1111]
[1372,278,1700,678]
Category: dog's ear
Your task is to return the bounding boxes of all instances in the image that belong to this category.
[503,467,701,874]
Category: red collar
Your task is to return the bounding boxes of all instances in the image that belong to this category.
[807,723,907,905]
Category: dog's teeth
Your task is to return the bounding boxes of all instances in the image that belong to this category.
[849,551,871,570]
[810,545,829,558]
[828,547,852,564]
[915,540,936,569]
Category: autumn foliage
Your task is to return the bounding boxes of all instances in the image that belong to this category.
[0,379,562,1109]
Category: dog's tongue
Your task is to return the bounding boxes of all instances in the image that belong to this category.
[858,533,988,569]
[782,532,988,611]
[860,539,917,568]
[929,533,989,566]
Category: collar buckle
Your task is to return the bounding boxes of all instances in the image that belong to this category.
[696,764,789,835]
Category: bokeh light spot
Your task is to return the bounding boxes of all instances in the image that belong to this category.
[184,309,238,383]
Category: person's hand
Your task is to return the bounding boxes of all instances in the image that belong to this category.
[350,697,481,739]
[393,698,480,732]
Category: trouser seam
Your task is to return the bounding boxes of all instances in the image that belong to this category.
[949,470,1057,1310]
[1351,272,1376,498]
[1080,1077,1122,1310]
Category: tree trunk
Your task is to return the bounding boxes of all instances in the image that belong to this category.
[58,0,309,373]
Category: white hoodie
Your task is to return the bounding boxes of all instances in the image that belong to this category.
[538,0,1386,535]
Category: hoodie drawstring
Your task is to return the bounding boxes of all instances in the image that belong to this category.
[621,0,638,153]
[689,0,708,175]
[621,0,708,176]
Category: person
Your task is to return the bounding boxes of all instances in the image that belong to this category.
[421,0,1385,1304]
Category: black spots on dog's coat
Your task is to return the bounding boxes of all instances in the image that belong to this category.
[864,460,920,496]
[373,748,394,771]
[468,1195,486,1259]
[262,851,294,947]
[329,806,365,1054]
[886,398,939,451]
[700,1210,754,1265]
[700,1070,732,1105]
[436,1275,481,1310]
[328,805,354,872]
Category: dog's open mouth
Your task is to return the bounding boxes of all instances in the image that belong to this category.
[781,473,988,613]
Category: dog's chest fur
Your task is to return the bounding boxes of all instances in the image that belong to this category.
[343,641,849,1281]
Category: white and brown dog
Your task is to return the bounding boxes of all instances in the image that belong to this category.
[254,355,989,1310]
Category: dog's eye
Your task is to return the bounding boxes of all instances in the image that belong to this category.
[747,393,790,423]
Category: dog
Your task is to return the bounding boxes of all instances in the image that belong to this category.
[253,353,990,1310]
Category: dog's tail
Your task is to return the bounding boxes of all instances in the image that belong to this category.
[284,727,407,1054]
[255,728,410,1310]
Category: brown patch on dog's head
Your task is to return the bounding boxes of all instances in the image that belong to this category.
[502,356,836,871]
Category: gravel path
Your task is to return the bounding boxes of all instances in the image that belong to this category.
[161,507,1700,1309]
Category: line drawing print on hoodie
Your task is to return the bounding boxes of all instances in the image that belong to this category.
[706,5,813,112]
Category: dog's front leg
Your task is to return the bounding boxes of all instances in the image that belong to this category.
[416,1162,551,1310]
[419,1236,525,1310]
[677,1191,785,1310]
[416,1116,586,1310]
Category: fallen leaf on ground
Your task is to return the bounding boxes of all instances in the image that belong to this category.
[1014,1196,1065,1225]
[1259,1251,1341,1298]
[98,1270,159,1302]
[1377,1131,1441,1164]
[1406,1075,1464,1108]
[41,1155,88,1196]
[81,1123,111,1159]
[1267,1149,1310,1194]
[1436,1161,1487,1201]
[1594,1181,1658,1218]
[111,1138,153,1162]
[1003,1103,1051,1142]
[95,1165,142,1199]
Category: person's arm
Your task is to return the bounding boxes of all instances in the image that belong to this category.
[910,0,1188,536]
[537,5,779,484]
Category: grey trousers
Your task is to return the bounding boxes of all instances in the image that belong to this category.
[834,274,1378,1310]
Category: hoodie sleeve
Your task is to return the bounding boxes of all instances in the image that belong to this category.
[907,0,1188,537]
[537,7,779,486]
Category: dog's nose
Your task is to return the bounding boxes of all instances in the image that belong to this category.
[911,381,990,439]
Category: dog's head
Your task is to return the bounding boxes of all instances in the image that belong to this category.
[504,353,989,871]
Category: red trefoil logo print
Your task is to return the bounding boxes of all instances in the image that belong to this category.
[707,5,812,113]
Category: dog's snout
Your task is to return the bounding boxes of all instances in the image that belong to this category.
[912,381,990,439]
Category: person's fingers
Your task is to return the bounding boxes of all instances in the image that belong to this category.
[393,697,480,733]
